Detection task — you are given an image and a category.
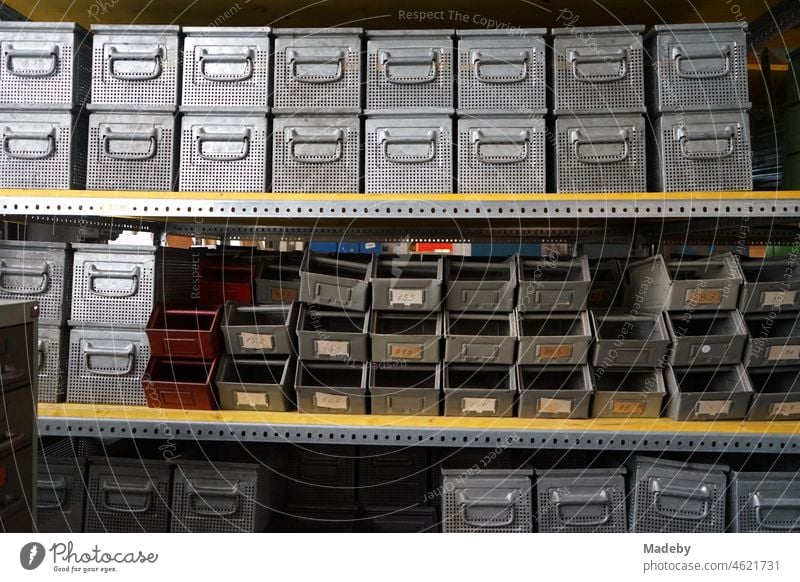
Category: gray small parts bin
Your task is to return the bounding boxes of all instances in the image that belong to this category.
[358,446,429,506]
[588,259,622,308]
[746,367,800,420]
[517,365,593,419]
[253,251,303,304]
[37,325,69,403]
[370,363,441,416]
[295,361,367,415]
[443,363,516,417]
[286,445,356,506]
[221,301,297,356]
[37,456,87,533]
[297,304,369,362]
[592,368,665,418]
[441,468,533,533]
[738,257,800,313]
[744,312,800,367]
[445,255,517,312]
[215,356,295,412]
[444,311,517,365]
[372,255,442,312]
[536,468,627,533]
[591,312,670,368]
[299,251,373,311]
[729,471,800,532]
[664,364,754,421]
[666,310,747,366]
[517,311,592,365]
[517,255,591,312]
[371,310,442,363]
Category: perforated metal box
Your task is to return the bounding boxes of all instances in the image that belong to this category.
[552,25,645,114]
[87,111,177,191]
[273,28,362,112]
[181,27,270,111]
[179,113,268,192]
[665,364,753,421]
[222,302,297,356]
[0,110,87,189]
[0,240,71,324]
[646,23,749,113]
[299,251,373,311]
[592,368,665,418]
[729,471,800,532]
[536,468,627,533]
[666,310,747,366]
[359,447,429,506]
[651,110,752,192]
[367,30,453,109]
[365,110,454,193]
[592,312,670,368]
[370,362,441,416]
[0,22,91,109]
[286,445,357,506]
[443,363,516,417]
[517,255,591,312]
[445,255,517,312]
[372,255,442,312]
[296,304,369,362]
[254,252,303,305]
[90,25,180,110]
[37,455,87,532]
[371,310,442,364]
[444,311,517,365]
[517,364,593,419]
[555,114,646,193]
[441,468,532,533]
[216,356,295,412]
[628,456,728,533]
[744,312,800,367]
[272,114,359,193]
[517,311,592,366]
[37,325,68,403]
[738,257,800,313]
[747,366,800,420]
[295,361,368,415]
[66,325,149,406]
[457,29,546,112]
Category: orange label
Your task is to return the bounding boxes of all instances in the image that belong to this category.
[589,288,605,302]
[611,400,645,416]
[537,344,573,360]
[686,288,722,305]
[389,343,424,360]
[270,287,297,301]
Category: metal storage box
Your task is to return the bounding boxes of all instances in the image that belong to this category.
[87,111,177,191]
[197,259,255,307]
[359,447,429,506]
[221,302,297,356]
[143,357,219,411]
[365,111,454,193]
[0,110,87,189]
[744,312,800,367]
[295,361,367,415]
[0,22,91,109]
[178,113,268,192]
[457,29,546,112]
[552,25,645,114]
[592,369,665,418]
[299,251,373,311]
[664,364,753,421]
[370,363,441,416]
[171,460,276,532]
[216,356,295,412]
[371,310,442,364]
[361,506,438,532]
[443,363,516,417]
[536,468,627,533]
[84,457,171,533]
[37,325,68,403]
[588,259,622,308]
[457,114,546,193]
[444,311,517,365]
[254,252,303,304]
[366,30,453,109]
[445,255,517,312]
[746,367,800,420]
[181,27,270,111]
[37,455,87,532]
[441,468,533,533]
[517,255,591,312]
[90,25,180,110]
[66,325,149,406]
[738,257,800,313]
[0,240,71,324]
[517,365,593,419]
[651,110,753,192]
[272,114,360,193]
[628,456,728,533]
[626,253,743,312]
[286,445,356,506]
[646,23,749,112]
[555,114,646,193]
[729,471,800,532]
[372,255,442,312]
[591,312,670,368]
[296,305,369,362]
[146,304,222,360]
[273,28,362,112]
[517,311,592,366]
[666,310,747,366]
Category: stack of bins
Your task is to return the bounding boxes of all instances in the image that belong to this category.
[646,23,752,192]
[178,27,270,192]
[552,25,647,193]
[0,22,90,189]
[86,25,181,191]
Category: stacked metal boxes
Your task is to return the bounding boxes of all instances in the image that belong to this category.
[0,22,90,189]
[646,23,752,191]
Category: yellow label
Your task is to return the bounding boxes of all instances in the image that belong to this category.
[695,400,732,416]
[761,290,797,307]
[234,391,268,408]
[611,400,645,416]
[770,401,800,417]
[462,397,496,414]
[767,345,800,361]
[315,340,350,358]
[270,287,297,301]
[314,392,349,410]
[686,288,722,305]
[239,332,273,350]
[537,344,573,360]
[388,343,424,360]
[589,288,605,302]
[538,397,572,415]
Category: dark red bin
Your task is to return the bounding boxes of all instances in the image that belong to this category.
[146,304,223,360]
[198,260,256,307]
[143,357,219,411]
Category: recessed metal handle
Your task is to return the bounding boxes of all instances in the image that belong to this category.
[570,128,631,164]
[101,127,158,161]
[37,476,68,509]
[100,478,154,513]
[378,129,438,164]
[676,125,735,160]
[672,44,731,79]
[199,48,254,82]
[287,48,345,83]
[471,49,529,84]
[568,49,628,83]
[551,488,612,527]
[107,46,164,81]
[87,263,140,297]
[379,49,439,84]
[2,126,56,159]
[650,478,711,520]
[458,490,518,528]
[5,44,59,77]
[83,342,135,376]
[286,128,344,164]
[472,129,530,164]
[196,127,251,161]
[186,480,242,517]
[0,260,49,294]
[751,493,800,531]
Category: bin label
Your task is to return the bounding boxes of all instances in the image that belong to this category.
[761,290,797,307]
[611,400,645,416]
[239,332,273,350]
[388,343,424,360]
[537,344,573,360]
[695,400,732,416]
[538,397,572,415]
[462,397,496,413]
[234,391,268,408]
[315,340,350,358]
[768,345,800,361]
[770,401,800,417]
[588,287,605,303]
[685,288,722,305]
[270,286,297,302]
[389,288,424,307]
[314,392,349,410]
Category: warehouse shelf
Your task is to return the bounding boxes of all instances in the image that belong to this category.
[38,403,800,453]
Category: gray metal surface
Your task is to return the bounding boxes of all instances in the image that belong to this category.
[592,368,666,419]
[591,312,670,368]
[295,361,368,415]
[517,255,591,312]
[372,255,442,312]
[664,364,754,421]
[738,257,800,313]
[729,471,800,532]
[37,324,68,403]
[222,302,297,356]
[370,310,442,364]
[744,312,800,367]
[253,252,303,305]
[215,356,295,412]
[746,366,800,421]
[370,363,441,416]
[445,255,517,312]
[517,364,593,419]
[296,304,369,362]
[666,310,747,366]
[444,311,517,365]
[443,363,516,417]
[299,251,372,311]
[37,455,87,533]
[517,311,592,366]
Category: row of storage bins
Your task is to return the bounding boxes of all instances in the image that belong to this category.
[0,22,749,113]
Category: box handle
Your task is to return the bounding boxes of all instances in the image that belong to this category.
[101,127,158,161]
[649,478,711,520]
[107,46,164,81]
[676,125,735,160]
[287,48,345,83]
[461,344,500,362]
[0,260,49,294]
[198,47,255,82]
[751,493,800,531]
[379,49,439,84]
[2,126,56,159]
[472,129,530,164]
[570,128,630,164]
[286,128,344,164]
[186,480,242,517]
[471,49,529,84]
[671,44,731,79]
[568,49,628,83]
[37,338,47,371]
[196,127,251,161]
[87,263,140,297]
[5,44,59,77]
[83,342,135,376]
[100,478,154,513]
[378,129,437,164]
[551,488,611,527]
[458,490,518,527]
[37,476,68,509]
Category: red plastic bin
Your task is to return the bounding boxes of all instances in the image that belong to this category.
[146,304,223,360]
[198,260,256,307]
[143,357,219,410]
